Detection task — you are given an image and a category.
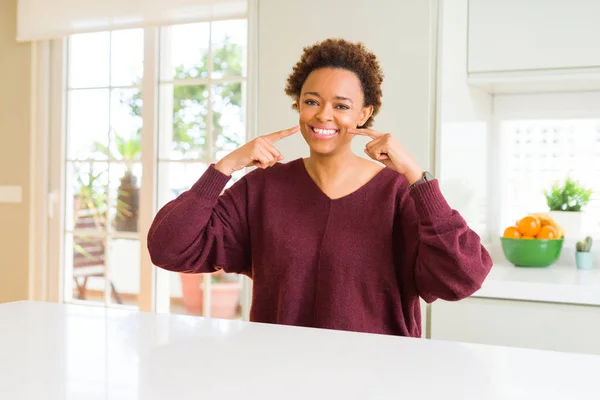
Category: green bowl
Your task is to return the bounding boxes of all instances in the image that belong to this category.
[500,237,564,267]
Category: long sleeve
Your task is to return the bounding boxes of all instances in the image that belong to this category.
[397,179,493,303]
[147,165,252,276]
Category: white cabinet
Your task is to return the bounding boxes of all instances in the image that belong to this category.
[465,0,600,93]
[468,0,600,73]
[430,297,600,355]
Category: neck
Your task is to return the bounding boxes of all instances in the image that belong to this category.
[304,148,359,185]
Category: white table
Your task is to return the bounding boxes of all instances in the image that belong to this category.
[1,301,599,399]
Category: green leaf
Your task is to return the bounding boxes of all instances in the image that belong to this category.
[544,177,593,212]
[121,37,244,157]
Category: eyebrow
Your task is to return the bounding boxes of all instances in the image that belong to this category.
[303,91,353,104]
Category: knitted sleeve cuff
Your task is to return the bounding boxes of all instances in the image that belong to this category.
[409,179,453,217]
[190,164,232,200]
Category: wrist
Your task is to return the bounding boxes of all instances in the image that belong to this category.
[405,168,424,185]
[214,159,235,176]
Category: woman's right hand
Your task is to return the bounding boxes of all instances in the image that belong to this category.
[214,125,300,176]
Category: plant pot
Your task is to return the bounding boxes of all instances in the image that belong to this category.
[547,211,584,240]
[576,252,594,270]
[113,171,139,232]
[179,273,241,319]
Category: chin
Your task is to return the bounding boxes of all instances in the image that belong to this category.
[306,138,351,156]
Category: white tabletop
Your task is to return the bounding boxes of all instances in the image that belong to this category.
[473,262,600,306]
[1,301,599,399]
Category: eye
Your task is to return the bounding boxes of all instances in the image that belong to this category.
[304,99,318,106]
[335,104,350,110]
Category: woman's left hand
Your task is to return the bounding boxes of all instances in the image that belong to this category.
[348,128,424,184]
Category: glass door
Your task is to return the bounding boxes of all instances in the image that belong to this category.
[155,19,248,318]
[58,19,251,319]
[63,29,144,308]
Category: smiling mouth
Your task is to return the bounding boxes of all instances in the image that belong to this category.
[310,126,339,140]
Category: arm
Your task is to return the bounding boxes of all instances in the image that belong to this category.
[147,165,251,275]
[397,179,493,303]
[147,125,300,275]
[348,127,492,302]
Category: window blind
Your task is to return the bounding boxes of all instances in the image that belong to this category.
[17,0,247,41]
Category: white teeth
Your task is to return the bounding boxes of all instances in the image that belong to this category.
[313,128,337,135]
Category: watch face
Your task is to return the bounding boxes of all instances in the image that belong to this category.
[424,171,434,181]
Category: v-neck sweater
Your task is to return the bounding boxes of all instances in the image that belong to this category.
[147,158,492,337]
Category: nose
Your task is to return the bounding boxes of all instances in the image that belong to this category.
[315,103,333,122]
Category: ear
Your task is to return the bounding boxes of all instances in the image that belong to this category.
[358,105,374,127]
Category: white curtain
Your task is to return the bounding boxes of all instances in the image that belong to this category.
[17,0,247,41]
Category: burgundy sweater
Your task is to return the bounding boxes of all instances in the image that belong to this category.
[147,158,492,337]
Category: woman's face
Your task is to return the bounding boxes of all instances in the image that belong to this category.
[296,67,373,156]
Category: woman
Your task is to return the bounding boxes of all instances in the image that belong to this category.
[147,38,492,337]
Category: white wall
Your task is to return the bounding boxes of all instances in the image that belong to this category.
[437,0,493,242]
[256,0,438,171]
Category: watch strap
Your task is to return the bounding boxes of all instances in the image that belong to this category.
[409,171,433,190]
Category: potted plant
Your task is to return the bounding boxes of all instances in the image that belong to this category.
[179,271,242,319]
[544,177,592,240]
[93,130,141,233]
[72,162,108,299]
[575,236,594,270]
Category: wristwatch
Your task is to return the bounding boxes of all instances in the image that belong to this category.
[409,171,434,190]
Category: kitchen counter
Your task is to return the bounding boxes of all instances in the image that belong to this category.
[472,262,600,306]
[1,301,600,399]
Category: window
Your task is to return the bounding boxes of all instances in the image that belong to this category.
[498,119,600,238]
[156,20,247,207]
[64,29,145,307]
[439,93,600,251]
[60,18,249,318]
[156,20,248,318]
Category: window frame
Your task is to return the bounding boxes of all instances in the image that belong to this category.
[41,9,257,315]
[490,92,600,244]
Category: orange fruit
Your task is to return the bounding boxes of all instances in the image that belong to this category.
[503,226,521,238]
[536,225,559,239]
[517,215,541,237]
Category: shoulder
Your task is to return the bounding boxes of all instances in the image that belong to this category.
[374,166,411,198]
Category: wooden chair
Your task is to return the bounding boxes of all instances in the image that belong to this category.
[72,204,123,304]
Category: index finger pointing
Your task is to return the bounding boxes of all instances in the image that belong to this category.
[347,128,384,139]
[265,125,300,142]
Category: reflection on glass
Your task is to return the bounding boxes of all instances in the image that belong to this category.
[107,238,140,306]
[110,163,142,233]
[212,83,245,160]
[110,29,144,87]
[159,84,208,160]
[211,19,247,79]
[67,89,110,160]
[67,162,109,232]
[68,32,110,88]
[161,23,210,81]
